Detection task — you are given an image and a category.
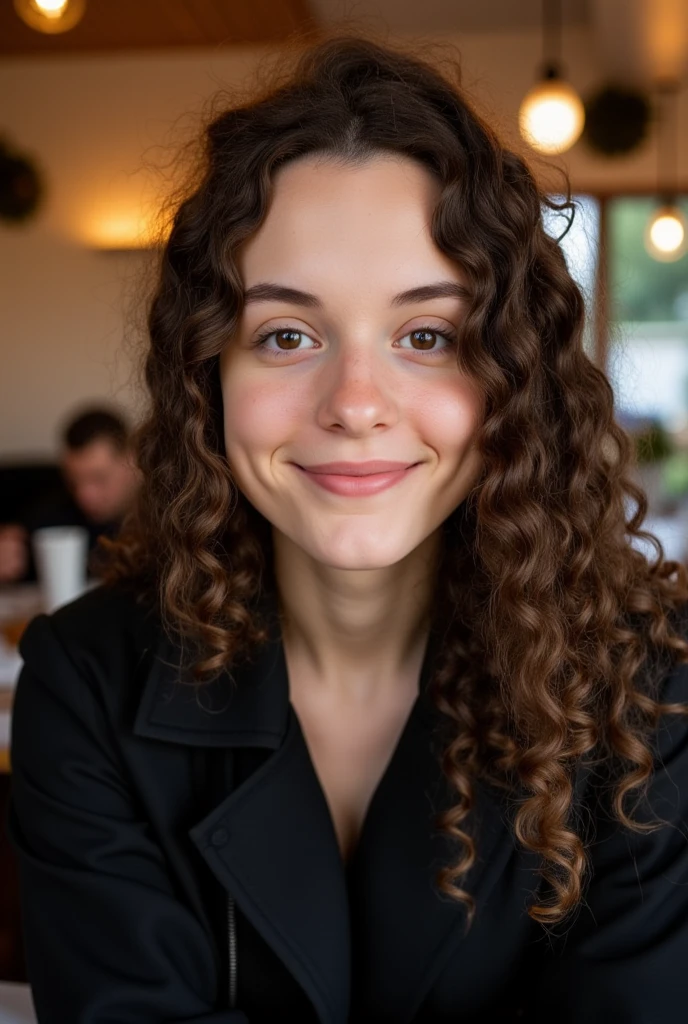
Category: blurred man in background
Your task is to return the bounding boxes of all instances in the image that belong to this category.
[0,407,140,583]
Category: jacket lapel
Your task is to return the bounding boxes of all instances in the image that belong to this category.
[131,587,521,1024]
[190,706,351,1024]
[133,588,351,1024]
[346,685,518,1022]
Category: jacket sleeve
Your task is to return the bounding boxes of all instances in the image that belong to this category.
[527,653,688,1023]
[5,613,250,1024]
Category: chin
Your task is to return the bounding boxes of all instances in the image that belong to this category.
[304,531,417,571]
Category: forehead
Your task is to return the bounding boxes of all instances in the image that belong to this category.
[61,439,120,472]
[237,154,454,290]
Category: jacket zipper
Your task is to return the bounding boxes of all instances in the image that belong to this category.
[227,893,237,1008]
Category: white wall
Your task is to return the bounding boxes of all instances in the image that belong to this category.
[1,28,686,457]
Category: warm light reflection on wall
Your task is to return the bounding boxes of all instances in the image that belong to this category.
[77,202,168,250]
[59,166,170,248]
[94,226,152,250]
[644,0,688,82]
[82,215,157,250]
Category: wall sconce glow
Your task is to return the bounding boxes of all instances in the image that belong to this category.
[519,76,585,154]
[644,205,687,261]
[13,0,85,34]
[86,214,159,252]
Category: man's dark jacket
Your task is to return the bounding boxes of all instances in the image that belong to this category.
[5,580,688,1023]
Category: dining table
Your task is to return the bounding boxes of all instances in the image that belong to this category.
[0,584,47,997]
[0,584,43,775]
[0,580,101,773]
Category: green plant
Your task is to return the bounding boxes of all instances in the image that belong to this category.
[634,420,674,464]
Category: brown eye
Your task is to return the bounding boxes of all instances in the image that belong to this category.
[410,329,437,350]
[252,327,319,356]
[274,330,302,350]
[396,326,456,355]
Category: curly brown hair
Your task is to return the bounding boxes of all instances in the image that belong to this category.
[100,29,688,930]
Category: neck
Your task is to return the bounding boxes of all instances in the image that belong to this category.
[272,528,441,704]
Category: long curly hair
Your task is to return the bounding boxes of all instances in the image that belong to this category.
[100,30,688,930]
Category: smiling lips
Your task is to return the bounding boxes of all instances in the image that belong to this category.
[294,460,421,496]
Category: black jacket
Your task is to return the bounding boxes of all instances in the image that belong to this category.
[6,580,688,1023]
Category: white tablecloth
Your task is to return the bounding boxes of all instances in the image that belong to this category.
[0,584,37,763]
[0,584,40,691]
[0,640,22,690]
[0,983,35,1024]
[0,709,10,754]
[0,585,38,688]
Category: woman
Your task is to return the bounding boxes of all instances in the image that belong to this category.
[8,32,688,1024]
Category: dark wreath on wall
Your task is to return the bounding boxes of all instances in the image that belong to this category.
[0,139,44,223]
[582,84,652,157]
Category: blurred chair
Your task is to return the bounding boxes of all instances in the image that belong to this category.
[0,463,65,527]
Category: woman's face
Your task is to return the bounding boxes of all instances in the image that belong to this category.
[219,153,484,571]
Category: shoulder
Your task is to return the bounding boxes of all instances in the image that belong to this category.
[17,579,161,714]
[648,611,688,784]
[586,606,688,826]
[644,600,688,742]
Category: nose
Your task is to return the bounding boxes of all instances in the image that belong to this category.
[75,485,103,512]
[315,344,399,436]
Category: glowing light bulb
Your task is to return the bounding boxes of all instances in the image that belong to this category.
[13,0,85,33]
[34,0,69,16]
[651,214,684,252]
[518,77,585,155]
[645,205,687,261]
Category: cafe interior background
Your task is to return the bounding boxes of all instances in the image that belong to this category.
[1,0,688,1012]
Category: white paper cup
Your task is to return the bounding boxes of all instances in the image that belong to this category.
[32,526,89,613]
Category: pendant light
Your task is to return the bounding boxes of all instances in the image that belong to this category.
[519,0,585,155]
[13,0,85,34]
[645,80,686,262]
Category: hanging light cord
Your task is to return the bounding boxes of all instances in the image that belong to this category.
[656,82,679,206]
[542,0,562,79]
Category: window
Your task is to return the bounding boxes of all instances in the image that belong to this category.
[606,196,688,433]
[543,192,688,560]
[543,194,600,361]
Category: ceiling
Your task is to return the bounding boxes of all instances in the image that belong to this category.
[312,0,590,36]
[0,0,592,57]
[0,0,316,54]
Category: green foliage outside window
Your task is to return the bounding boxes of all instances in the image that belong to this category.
[608,197,688,323]
[634,420,674,463]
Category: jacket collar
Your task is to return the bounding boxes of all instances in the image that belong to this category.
[132,583,441,750]
[133,586,291,748]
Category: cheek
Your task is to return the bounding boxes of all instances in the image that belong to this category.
[221,372,301,459]
[414,378,483,454]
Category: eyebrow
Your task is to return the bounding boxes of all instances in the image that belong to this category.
[242,280,471,309]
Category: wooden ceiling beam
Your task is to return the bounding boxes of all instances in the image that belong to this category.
[0,0,317,56]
